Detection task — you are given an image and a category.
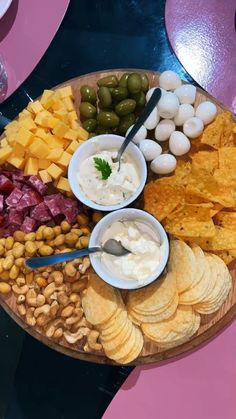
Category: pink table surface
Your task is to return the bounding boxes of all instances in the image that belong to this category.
[0,0,70,100]
[165,0,236,113]
[103,321,236,419]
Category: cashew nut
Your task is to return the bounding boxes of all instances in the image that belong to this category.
[71,317,92,333]
[65,310,83,326]
[86,330,102,351]
[12,284,29,295]
[25,308,36,326]
[50,301,59,317]
[45,318,64,338]
[64,327,90,344]
[34,304,51,318]
[53,328,63,339]
[79,257,90,274]
[49,271,63,286]
[17,294,25,304]
[57,291,69,306]
[0,282,11,294]
[61,305,74,318]
[26,289,46,307]
[71,277,88,293]
[16,276,26,287]
[36,313,50,327]
[69,293,81,304]
[17,304,26,316]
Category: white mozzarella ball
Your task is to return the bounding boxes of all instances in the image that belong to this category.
[183,116,204,138]
[195,101,217,125]
[155,119,175,142]
[139,139,162,161]
[174,104,195,126]
[157,92,179,119]
[151,154,177,174]
[146,87,166,102]
[144,107,160,130]
[169,131,191,156]
[174,84,196,104]
[126,124,147,144]
[159,70,182,91]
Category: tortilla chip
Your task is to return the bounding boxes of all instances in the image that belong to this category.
[173,161,192,185]
[218,147,236,170]
[200,113,224,149]
[190,226,236,250]
[191,150,218,174]
[214,211,236,230]
[164,218,216,238]
[220,112,236,147]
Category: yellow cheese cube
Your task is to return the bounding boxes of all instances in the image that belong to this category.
[16,127,34,148]
[66,140,80,154]
[34,110,51,126]
[57,151,71,167]
[41,115,59,129]
[57,85,73,99]
[53,108,69,124]
[0,146,13,160]
[51,99,66,111]
[14,143,25,158]
[24,157,38,175]
[34,128,48,140]
[71,120,79,130]
[52,121,69,138]
[39,170,52,183]
[57,177,71,192]
[7,154,25,169]
[19,118,37,131]
[28,100,44,114]
[5,121,19,135]
[63,140,70,149]
[1,138,8,147]
[47,163,63,180]
[29,138,49,158]
[20,109,33,118]
[44,133,64,149]
[68,111,78,123]
[6,134,16,145]
[38,159,50,169]
[77,126,89,141]
[46,148,63,162]
[64,128,78,141]
[62,97,74,112]
[40,89,54,106]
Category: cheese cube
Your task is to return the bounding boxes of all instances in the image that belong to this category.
[62,97,74,112]
[20,109,33,118]
[63,140,70,149]
[57,151,71,167]
[5,121,19,135]
[68,111,78,123]
[34,128,48,140]
[71,120,79,130]
[0,146,13,160]
[6,134,16,145]
[66,140,80,154]
[41,115,59,129]
[15,127,34,147]
[47,163,63,180]
[34,110,51,126]
[40,89,54,106]
[7,154,25,169]
[44,133,64,149]
[39,170,52,183]
[57,177,71,192]
[57,85,73,99]
[51,99,65,111]
[64,128,78,141]
[14,143,25,158]
[28,100,44,114]
[46,148,63,162]
[52,121,69,138]
[53,108,69,124]
[24,157,38,175]
[1,138,8,148]
[38,159,50,169]
[19,118,37,131]
[29,138,49,158]
[77,126,89,141]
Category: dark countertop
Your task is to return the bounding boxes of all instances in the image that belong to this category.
[0,1,194,418]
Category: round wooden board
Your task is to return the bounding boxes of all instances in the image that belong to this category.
[0,69,236,366]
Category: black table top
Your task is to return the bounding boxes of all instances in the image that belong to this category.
[0,1,194,418]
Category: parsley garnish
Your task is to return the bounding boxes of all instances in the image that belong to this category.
[93,157,112,180]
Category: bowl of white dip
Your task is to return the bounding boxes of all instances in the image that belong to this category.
[68,134,147,211]
[89,208,169,289]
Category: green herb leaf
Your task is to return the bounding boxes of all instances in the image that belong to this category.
[93,157,112,180]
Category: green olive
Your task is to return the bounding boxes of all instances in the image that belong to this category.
[97,86,112,108]
[118,113,136,135]
[131,91,146,107]
[79,102,97,119]
[97,126,113,135]
[140,74,149,92]
[119,73,129,88]
[97,75,118,88]
[97,111,120,128]
[80,85,97,103]
[82,118,97,133]
[98,101,114,111]
[115,99,136,116]
[127,73,142,94]
[111,86,129,101]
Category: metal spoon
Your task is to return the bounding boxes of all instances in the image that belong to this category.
[26,238,130,270]
[112,87,162,169]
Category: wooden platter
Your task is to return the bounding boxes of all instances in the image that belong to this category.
[1,69,236,365]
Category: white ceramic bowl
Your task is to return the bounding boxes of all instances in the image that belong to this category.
[68,134,147,211]
[89,208,169,290]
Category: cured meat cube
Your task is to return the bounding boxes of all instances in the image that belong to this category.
[31,202,52,222]
[0,195,3,212]
[12,172,25,183]
[21,217,37,233]
[8,209,23,226]
[17,190,42,211]
[62,198,79,223]
[5,188,23,207]
[44,194,64,217]
[0,214,4,226]
[0,175,14,193]
[27,175,47,195]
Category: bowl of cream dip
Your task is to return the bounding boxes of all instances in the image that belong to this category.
[89,208,169,289]
[68,134,147,211]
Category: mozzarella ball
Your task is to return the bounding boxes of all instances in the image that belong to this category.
[155,119,175,142]
[126,124,147,144]
[159,70,182,91]
[169,131,191,156]
[157,92,179,118]
[195,101,217,125]
[174,84,196,104]
[174,104,195,126]
[146,87,166,102]
[151,154,177,174]
[139,139,162,161]
[144,107,160,130]
[183,116,204,138]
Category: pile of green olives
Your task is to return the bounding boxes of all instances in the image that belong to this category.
[79,72,149,137]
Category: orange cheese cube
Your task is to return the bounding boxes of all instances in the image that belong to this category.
[19,118,37,131]
[53,108,69,124]
[47,163,63,180]
[71,120,79,130]
[7,154,25,169]
[1,138,8,147]
[15,127,34,147]
[29,138,49,158]
[14,143,25,158]
[68,111,78,123]
[57,151,71,167]
[5,121,19,135]
[39,170,52,183]
[46,148,63,162]
[19,109,33,119]
[57,85,73,99]
[34,110,51,126]
[62,97,74,112]
[51,99,66,111]
[44,133,64,149]
[52,121,69,138]
[41,115,59,129]
[40,89,54,106]
[0,146,13,160]
[38,159,50,169]
[64,128,78,141]
[28,100,44,114]
[24,157,38,175]
[57,177,71,192]
[34,128,48,140]
[66,140,80,154]
[77,126,89,141]
[6,134,16,145]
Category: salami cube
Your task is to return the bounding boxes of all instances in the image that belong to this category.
[44,194,64,217]
[31,202,52,222]
[21,217,37,233]
[27,175,48,195]
[17,190,43,211]
[3,225,18,237]
[12,172,25,183]
[0,195,3,212]
[0,214,4,226]
[5,188,23,207]
[22,184,33,193]
[62,198,79,223]
[0,175,14,193]
[8,209,23,226]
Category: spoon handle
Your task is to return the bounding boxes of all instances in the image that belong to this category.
[26,247,100,269]
[116,87,162,161]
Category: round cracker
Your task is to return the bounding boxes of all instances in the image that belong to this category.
[100,310,128,339]
[129,292,179,324]
[168,240,196,293]
[116,327,144,364]
[101,318,133,352]
[158,312,200,349]
[104,324,137,359]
